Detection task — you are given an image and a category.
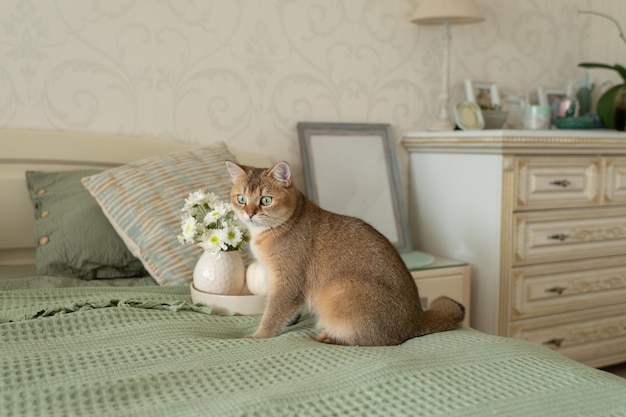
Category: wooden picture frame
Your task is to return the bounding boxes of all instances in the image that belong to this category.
[465,80,501,109]
[297,122,412,253]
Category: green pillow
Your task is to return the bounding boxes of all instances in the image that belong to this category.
[26,170,147,279]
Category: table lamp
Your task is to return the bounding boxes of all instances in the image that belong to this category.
[411,0,485,131]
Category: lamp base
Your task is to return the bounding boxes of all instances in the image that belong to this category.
[427,117,456,131]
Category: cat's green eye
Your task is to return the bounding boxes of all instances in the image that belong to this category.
[260,196,273,206]
[236,195,247,204]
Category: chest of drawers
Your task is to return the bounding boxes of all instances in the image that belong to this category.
[402,130,626,367]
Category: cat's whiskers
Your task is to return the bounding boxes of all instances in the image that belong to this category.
[252,213,281,231]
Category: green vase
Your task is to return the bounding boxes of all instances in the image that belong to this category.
[597,84,626,129]
[615,85,626,131]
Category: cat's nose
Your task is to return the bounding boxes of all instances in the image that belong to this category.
[247,212,256,219]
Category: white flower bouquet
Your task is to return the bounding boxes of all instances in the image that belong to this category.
[177,190,249,253]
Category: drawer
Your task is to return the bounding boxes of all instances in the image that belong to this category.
[509,304,626,367]
[515,157,600,210]
[511,256,626,320]
[513,207,626,265]
[604,157,626,205]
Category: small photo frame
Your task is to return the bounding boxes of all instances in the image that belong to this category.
[538,87,568,120]
[465,80,501,109]
[537,87,567,107]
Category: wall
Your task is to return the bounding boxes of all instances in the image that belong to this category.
[0,0,624,173]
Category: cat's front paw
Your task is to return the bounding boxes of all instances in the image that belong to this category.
[316,332,340,344]
[246,329,271,339]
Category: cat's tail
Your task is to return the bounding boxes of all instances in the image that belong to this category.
[415,296,465,337]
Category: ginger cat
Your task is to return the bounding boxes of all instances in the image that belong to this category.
[225,160,465,346]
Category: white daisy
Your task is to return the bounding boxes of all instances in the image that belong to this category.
[179,216,197,243]
[204,204,227,225]
[223,226,243,248]
[183,190,207,210]
[199,230,227,253]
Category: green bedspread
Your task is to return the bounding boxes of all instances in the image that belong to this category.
[1,285,625,417]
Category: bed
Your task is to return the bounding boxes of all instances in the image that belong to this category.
[1,128,625,417]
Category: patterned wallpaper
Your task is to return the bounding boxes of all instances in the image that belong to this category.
[0,0,624,172]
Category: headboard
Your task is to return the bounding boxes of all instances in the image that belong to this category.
[0,129,270,265]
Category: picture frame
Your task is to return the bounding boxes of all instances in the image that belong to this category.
[537,87,567,107]
[465,80,501,109]
[297,122,412,253]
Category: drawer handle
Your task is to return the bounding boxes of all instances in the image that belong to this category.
[543,338,565,348]
[547,233,569,241]
[545,286,566,295]
[549,179,571,188]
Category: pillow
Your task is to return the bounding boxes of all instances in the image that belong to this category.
[82,143,243,286]
[26,170,147,279]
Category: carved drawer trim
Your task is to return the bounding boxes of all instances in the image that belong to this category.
[604,157,626,205]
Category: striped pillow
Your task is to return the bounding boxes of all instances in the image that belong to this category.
[82,143,238,286]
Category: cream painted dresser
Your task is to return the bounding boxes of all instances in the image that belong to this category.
[402,130,626,367]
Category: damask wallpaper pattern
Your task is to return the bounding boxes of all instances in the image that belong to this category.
[0,0,624,169]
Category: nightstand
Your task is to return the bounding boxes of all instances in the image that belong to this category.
[409,256,471,326]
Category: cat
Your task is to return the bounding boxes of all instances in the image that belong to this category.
[225,160,465,346]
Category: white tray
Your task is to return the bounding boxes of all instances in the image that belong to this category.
[190,283,266,315]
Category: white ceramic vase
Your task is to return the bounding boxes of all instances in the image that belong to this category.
[193,250,245,295]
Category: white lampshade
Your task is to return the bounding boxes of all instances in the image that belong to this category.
[411,0,485,25]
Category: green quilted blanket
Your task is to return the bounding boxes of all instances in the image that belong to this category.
[1,286,625,417]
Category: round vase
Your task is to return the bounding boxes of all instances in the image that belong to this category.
[193,250,245,295]
[614,85,626,131]
[597,83,625,129]
[245,261,271,295]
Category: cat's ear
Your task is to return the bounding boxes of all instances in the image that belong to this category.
[269,162,292,187]
[225,160,246,183]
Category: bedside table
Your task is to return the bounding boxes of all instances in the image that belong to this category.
[409,256,471,326]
